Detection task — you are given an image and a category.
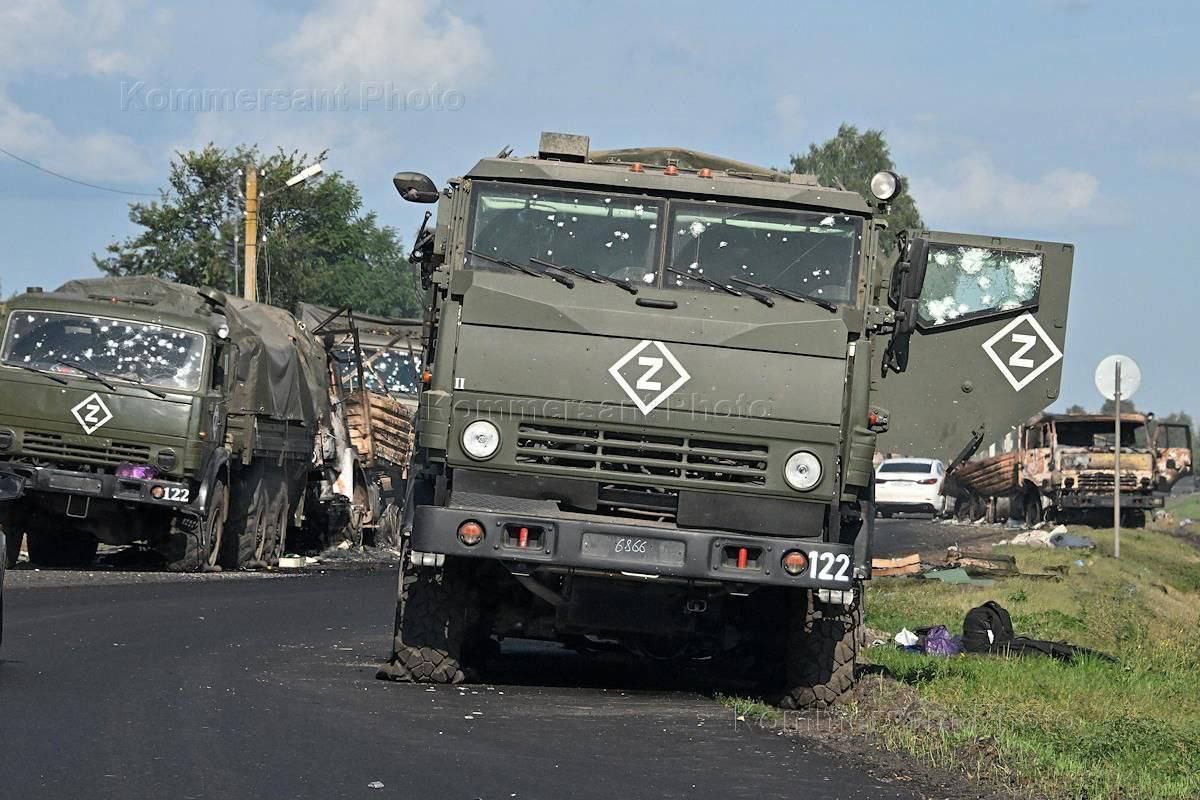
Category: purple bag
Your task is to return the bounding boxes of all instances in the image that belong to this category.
[922,625,962,656]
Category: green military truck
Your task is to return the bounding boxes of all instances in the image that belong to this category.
[377,132,1075,707]
[0,276,354,572]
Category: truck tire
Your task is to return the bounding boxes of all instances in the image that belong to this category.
[26,529,98,568]
[262,480,291,567]
[377,554,473,684]
[162,481,226,572]
[778,586,863,710]
[223,468,275,570]
[4,529,21,569]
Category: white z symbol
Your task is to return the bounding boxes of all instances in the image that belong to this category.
[1008,333,1037,369]
[84,403,103,424]
[635,356,663,391]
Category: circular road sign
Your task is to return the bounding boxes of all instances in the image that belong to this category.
[1095,354,1141,401]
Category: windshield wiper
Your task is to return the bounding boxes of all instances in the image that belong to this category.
[729,277,839,312]
[2,359,68,385]
[530,258,638,295]
[665,266,743,297]
[57,359,116,391]
[467,249,574,288]
[665,266,774,306]
[56,358,169,398]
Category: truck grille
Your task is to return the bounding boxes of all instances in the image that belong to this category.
[1076,472,1138,491]
[515,423,768,486]
[22,430,152,466]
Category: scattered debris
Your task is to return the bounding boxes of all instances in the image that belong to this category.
[998,526,1095,549]
[367,781,385,790]
[871,553,921,577]
[894,628,919,647]
[945,547,1018,577]
[923,567,994,586]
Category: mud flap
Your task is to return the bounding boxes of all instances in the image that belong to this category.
[875,231,1074,462]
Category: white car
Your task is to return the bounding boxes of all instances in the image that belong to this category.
[875,458,948,518]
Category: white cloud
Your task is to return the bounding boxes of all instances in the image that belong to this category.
[0,1,170,183]
[911,155,1101,229]
[0,90,156,182]
[275,0,488,88]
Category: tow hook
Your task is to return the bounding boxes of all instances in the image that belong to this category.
[685,598,708,614]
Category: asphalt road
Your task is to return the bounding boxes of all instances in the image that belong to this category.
[0,517,985,800]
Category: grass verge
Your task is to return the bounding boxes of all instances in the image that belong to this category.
[855,525,1200,799]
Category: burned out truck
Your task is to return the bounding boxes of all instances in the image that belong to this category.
[377,132,1074,707]
[950,412,1192,527]
[0,277,356,571]
[298,303,421,546]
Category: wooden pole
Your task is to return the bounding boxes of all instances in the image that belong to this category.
[244,166,258,302]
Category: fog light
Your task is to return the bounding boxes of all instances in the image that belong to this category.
[461,420,501,460]
[150,485,165,499]
[782,551,809,576]
[157,449,178,471]
[457,520,484,546]
[869,170,902,201]
[783,451,822,491]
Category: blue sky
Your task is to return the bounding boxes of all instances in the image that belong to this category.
[1,0,1196,418]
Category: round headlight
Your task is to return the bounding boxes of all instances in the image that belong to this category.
[783,451,822,491]
[461,420,501,460]
[869,170,901,202]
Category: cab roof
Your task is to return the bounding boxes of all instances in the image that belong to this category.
[464,145,873,215]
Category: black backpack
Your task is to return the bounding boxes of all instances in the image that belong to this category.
[962,601,1013,653]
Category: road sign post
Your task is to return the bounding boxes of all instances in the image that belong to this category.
[1095,355,1141,560]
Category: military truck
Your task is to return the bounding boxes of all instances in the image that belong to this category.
[1152,419,1193,492]
[0,467,26,646]
[949,412,1166,527]
[0,277,356,571]
[376,132,1074,707]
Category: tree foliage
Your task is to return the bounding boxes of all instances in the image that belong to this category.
[789,123,924,254]
[94,145,420,317]
[1065,404,1088,415]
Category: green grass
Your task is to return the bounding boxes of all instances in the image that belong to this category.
[1167,492,1200,522]
[855,526,1200,799]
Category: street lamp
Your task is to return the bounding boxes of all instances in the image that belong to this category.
[244,160,324,302]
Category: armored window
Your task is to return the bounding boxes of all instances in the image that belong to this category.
[664,203,861,303]
[466,182,663,284]
[916,245,1042,328]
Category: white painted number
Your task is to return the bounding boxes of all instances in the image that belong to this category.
[163,487,190,503]
[614,538,648,554]
[634,356,663,391]
[808,551,852,583]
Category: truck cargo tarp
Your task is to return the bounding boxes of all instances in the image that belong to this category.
[54,276,329,426]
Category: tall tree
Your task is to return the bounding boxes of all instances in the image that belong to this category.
[1100,398,1138,415]
[1065,404,1088,415]
[789,124,924,254]
[94,145,420,317]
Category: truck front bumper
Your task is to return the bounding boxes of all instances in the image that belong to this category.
[410,504,861,590]
[0,462,196,514]
[1058,493,1162,510]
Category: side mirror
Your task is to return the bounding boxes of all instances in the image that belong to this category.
[392,172,439,204]
[900,237,929,300]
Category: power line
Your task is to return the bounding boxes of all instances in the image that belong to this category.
[0,145,158,197]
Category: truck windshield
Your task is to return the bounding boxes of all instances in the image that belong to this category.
[464,182,863,305]
[467,183,663,285]
[666,203,861,303]
[336,347,422,396]
[1,310,206,392]
[1056,421,1150,449]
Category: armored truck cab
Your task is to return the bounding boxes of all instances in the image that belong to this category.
[0,277,348,571]
[378,133,1075,707]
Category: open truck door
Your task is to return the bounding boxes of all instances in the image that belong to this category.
[875,231,1075,466]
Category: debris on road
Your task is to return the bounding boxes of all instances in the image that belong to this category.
[871,553,921,577]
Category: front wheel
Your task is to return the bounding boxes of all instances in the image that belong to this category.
[161,481,226,572]
[777,585,863,710]
[377,552,475,684]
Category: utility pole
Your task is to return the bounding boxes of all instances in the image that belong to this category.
[244,165,258,302]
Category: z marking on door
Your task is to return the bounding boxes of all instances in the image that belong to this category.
[981,314,1063,392]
